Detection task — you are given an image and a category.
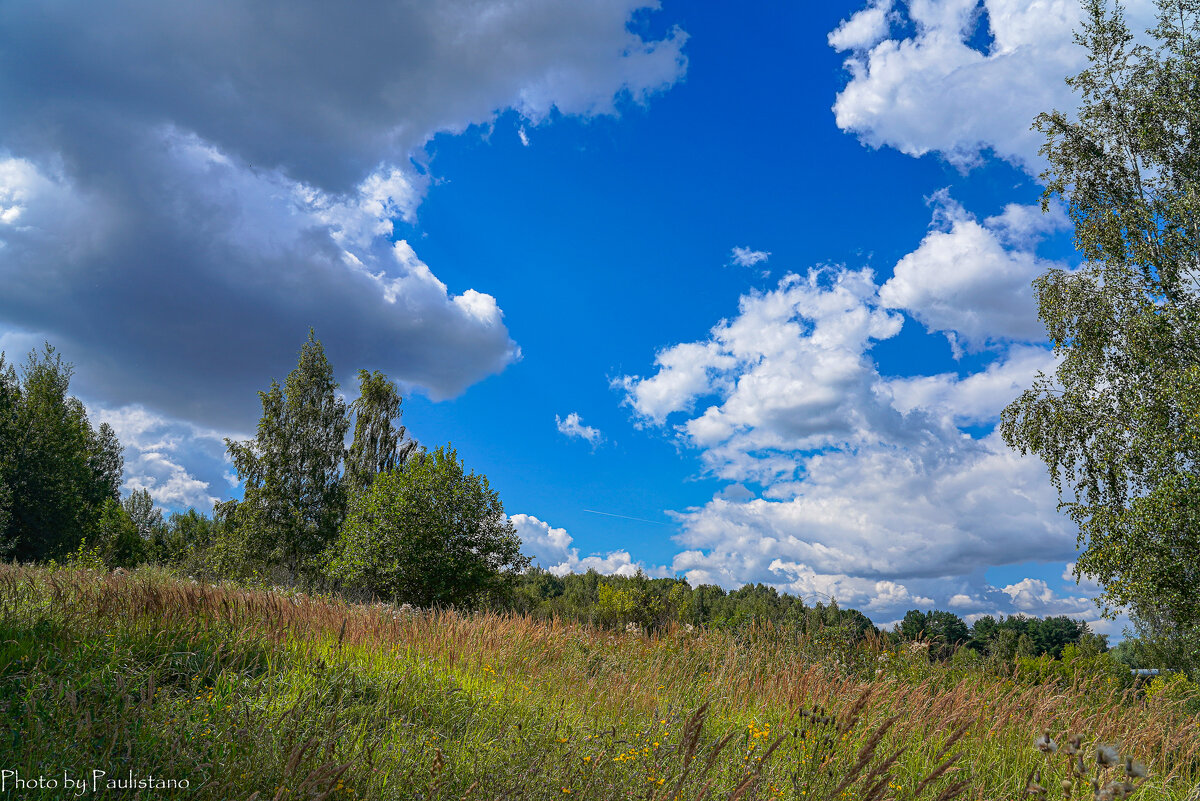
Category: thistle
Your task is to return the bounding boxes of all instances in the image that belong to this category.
[1095,744,1120,768]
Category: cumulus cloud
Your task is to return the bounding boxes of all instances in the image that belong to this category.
[619,238,1094,621]
[881,345,1059,426]
[0,0,687,429]
[555,412,603,446]
[878,191,1067,353]
[829,0,1157,170]
[510,513,668,577]
[1000,577,1093,615]
[730,246,771,268]
[828,0,894,52]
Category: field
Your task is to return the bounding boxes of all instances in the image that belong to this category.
[1,565,1197,800]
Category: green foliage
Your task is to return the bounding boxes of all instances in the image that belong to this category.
[1000,0,1200,662]
[62,538,108,571]
[596,582,640,626]
[0,357,18,557]
[0,345,124,562]
[966,615,1096,667]
[345,369,418,492]
[897,610,970,659]
[327,446,529,607]
[504,569,879,646]
[123,488,167,561]
[159,508,218,564]
[1143,671,1200,715]
[221,332,421,583]
[225,331,349,580]
[95,498,147,568]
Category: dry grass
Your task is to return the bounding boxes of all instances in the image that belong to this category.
[0,564,1196,799]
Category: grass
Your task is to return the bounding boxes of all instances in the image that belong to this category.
[0,565,1197,800]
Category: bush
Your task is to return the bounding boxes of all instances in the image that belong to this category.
[95,498,146,568]
[326,446,529,607]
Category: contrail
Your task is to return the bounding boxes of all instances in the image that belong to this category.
[582,509,669,526]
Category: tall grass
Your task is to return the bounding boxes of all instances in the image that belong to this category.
[0,565,1196,799]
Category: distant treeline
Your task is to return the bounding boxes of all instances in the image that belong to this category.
[502,568,1103,662]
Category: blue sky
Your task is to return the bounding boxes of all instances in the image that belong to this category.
[1,0,1157,633]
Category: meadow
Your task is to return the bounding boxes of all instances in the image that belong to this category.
[1,565,1197,800]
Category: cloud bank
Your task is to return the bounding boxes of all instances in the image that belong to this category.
[0,0,687,432]
[617,196,1105,625]
[829,0,1157,170]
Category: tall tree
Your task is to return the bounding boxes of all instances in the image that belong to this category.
[0,344,123,561]
[226,331,349,578]
[345,369,418,492]
[124,488,167,559]
[0,356,19,556]
[1001,0,1200,663]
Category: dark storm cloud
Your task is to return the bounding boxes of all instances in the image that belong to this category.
[0,0,686,429]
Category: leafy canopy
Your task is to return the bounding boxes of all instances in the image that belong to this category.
[1001,0,1200,653]
[224,331,421,580]
[327,446,530,607]
[0,344,123,561]
[225,330,349,578]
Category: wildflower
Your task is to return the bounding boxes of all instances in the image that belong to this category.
[1063,734,1083,755]
[1124,757,1148,779]
[1035,729,1058,754]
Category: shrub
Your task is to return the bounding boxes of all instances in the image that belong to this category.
[326,446,529,607]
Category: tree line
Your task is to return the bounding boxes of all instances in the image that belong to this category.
[0,332,528,607]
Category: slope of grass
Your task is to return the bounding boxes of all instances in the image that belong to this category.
[0,565,1196,800]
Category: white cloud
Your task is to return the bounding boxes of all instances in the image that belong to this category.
[0,0,686,429]
[1062,561,1105,595]
[1,0,687,191]
[620,233,1095,621]
[615,341,736,426]
[0,147,520,427]
[829,0,1158,170]
[881,345,1059,426]
[556,412,603,446]
[828,0,894,52]
[947,593,989,611]
[730,246,771,268]
[1001,577,1097,618]
[510,513,668,577]
[878,192,1066,352]
[89,403,233,511]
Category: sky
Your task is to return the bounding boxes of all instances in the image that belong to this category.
[0,0,1162,635]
